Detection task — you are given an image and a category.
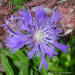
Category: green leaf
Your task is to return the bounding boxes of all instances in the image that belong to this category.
[28,68,33,75]
[10,0,30,5]
[71,36,75,55]
[41,64,48,75]
[1,53,14,75]
[34,70,39,75]
[48,72,54,75]
[1,48,29,75]
[2,48,29,67]
[10,6,20,14]
[48,62,64,72]
[0,73,3,75]
[33,56,41,66]
[18,57,29,75]
[47,56,65,72]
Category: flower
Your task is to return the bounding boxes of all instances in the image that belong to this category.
[4,7,69,70]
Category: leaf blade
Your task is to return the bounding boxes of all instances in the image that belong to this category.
[1,53,14,75]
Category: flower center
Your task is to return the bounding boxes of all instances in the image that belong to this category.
[34,30,45,42]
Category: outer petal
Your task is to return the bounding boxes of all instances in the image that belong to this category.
[39,55,48,70]
[27,49,35,59]
[39,56,43,70]
[27,43,39,59]
[44,38,69,53]
[53,41,69,53]
[5,34,26,53]
[34,6,46,21]
[50,10,62,24]
[18,8,32,26]
[40,42,57,58]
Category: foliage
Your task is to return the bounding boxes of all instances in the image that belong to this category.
[0,37,73,75]
[0,31,74,75]
[10,0,30,13]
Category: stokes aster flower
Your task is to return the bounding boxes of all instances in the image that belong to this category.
[4,7,69,70]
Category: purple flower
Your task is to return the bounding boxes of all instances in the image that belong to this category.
[4,7,69,70]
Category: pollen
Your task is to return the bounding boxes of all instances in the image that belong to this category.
[34,30,45,42]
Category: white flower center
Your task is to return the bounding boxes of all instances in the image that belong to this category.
[34,30,45,42]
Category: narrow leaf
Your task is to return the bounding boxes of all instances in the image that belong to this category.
[1,53,14,75]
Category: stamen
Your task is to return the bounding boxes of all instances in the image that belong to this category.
[34,30,45,42]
